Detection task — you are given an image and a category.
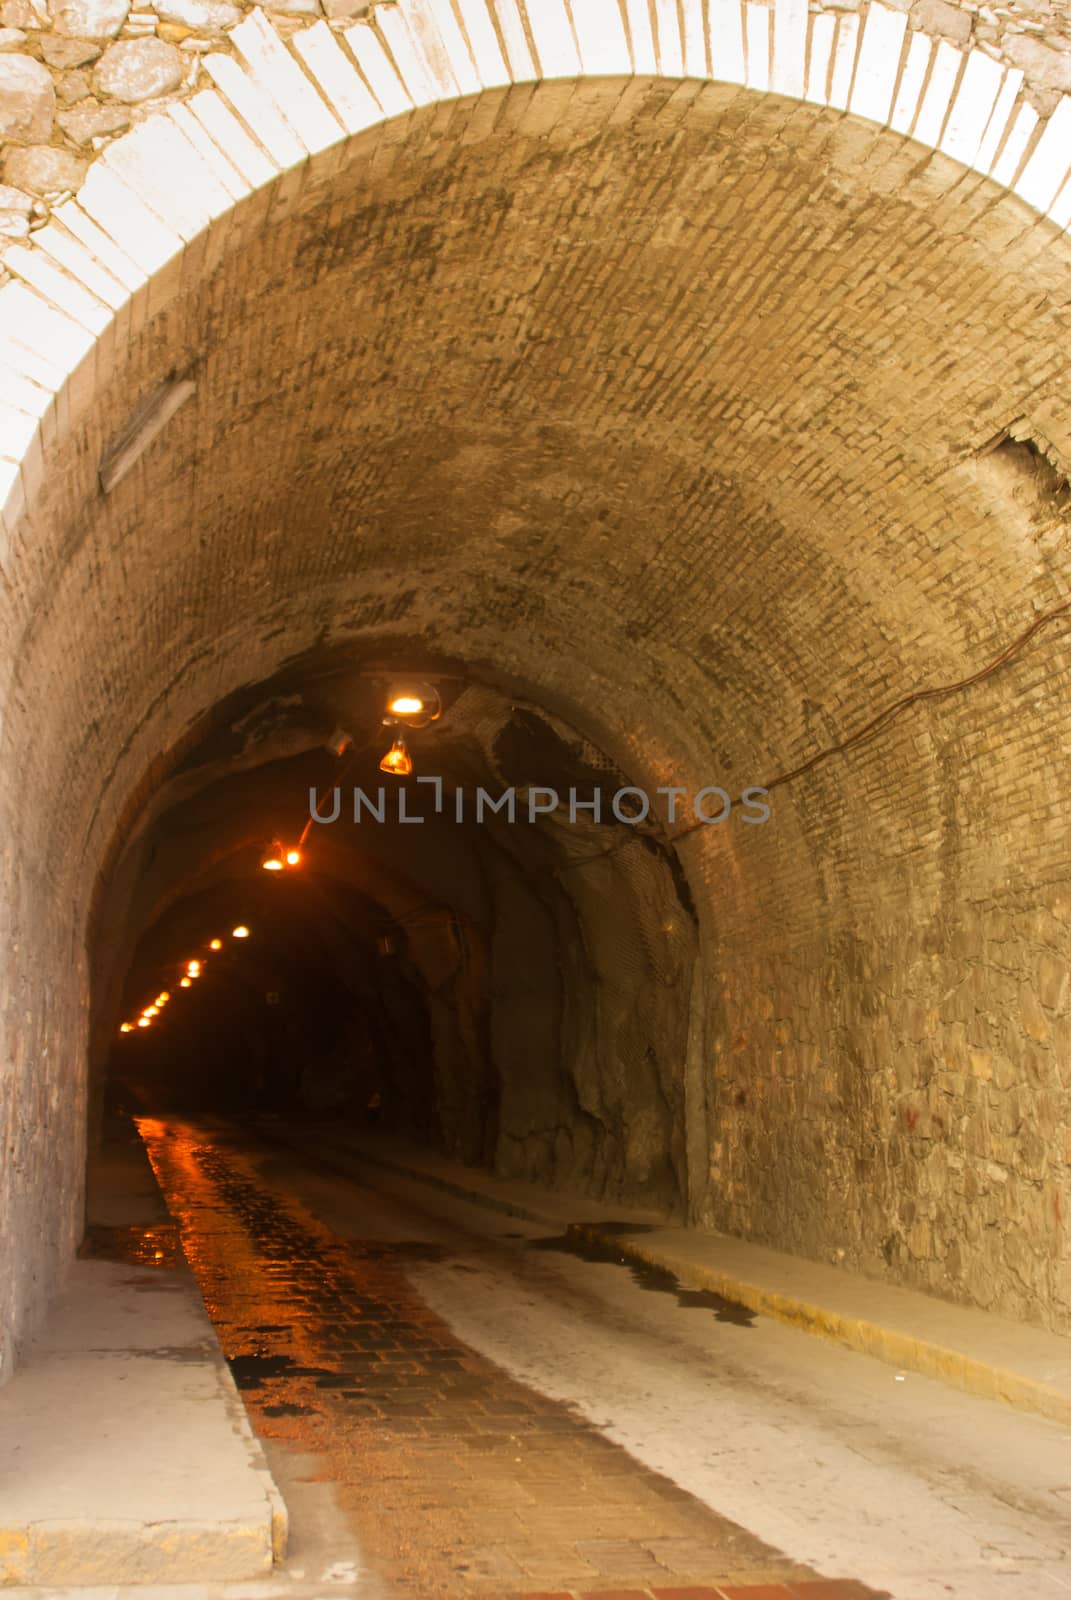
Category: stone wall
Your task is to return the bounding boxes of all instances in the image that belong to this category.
[2,0,1071,260]
[2,0,1071,1378]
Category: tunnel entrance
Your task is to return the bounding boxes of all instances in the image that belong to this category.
[2,45,1071,1382]
[94,662,702,1220]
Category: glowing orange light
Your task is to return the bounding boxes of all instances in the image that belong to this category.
[137,1017,151,1028]
[232,925,250,939]
[388,694,424,716]
[379,735,413,777]
[120,1022,133,1034]
[156,992,169,1005]
[285,849,301,866]
[187,960,201,976]
[209,939,222,951]
[262,857,284,872]
[142,1005,158,1017]
[180,977,192,988]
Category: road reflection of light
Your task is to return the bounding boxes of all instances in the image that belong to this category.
[135,1116,336,1413]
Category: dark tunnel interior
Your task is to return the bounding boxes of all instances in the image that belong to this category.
[93,655,702,1219]
[107,874,438,1134]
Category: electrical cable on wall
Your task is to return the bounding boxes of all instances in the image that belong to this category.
[555,594,1071,875]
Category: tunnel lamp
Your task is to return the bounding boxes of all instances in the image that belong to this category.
[137,1017,151,1028]
[263,841,301,870]
[142,1005,158,1017]
[379,735,413,777]
[120,1022,133,1034]
[179,977,192,988]
[383,681,441,728]
[232,925,250,939]
[156,992,170,1005]
[209,938,222,950]
[187,960,201,976]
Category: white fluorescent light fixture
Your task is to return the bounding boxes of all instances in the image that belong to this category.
[99,375,196,494]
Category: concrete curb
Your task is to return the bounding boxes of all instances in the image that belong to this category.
[215,1348,290,1564]
[0,1520,269,1589]
[0,1116,289,1590]
[0,1301,287,1589]
[305,1132,1071,1432]
[576,1227,1071,1429]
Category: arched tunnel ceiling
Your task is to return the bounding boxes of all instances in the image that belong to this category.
[9,78,1071,916]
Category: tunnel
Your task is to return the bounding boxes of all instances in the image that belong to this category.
[1,0,1071,1418]
[95,666,701,1207]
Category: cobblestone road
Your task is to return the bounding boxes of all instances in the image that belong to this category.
[137,1116,885,1600]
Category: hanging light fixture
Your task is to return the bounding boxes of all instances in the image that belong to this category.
[232,925,250,939]
[379,735,413,777]
[137,1017,151,1028]
[262,838,302,870]
[120,1022,133,1034]
[209,938,222,951]
[382,681,441,729]
[187,959,201,976]
[179,977,192,988]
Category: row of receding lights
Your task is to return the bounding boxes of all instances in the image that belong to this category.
[119,685,441,1039]
[118,928,249,1035]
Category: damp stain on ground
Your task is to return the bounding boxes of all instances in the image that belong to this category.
[78,1221,184,1267]
[226,1351,336,1389]
[529,1222,757,1326]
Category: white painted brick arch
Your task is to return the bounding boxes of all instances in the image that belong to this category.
[1,0,1070,549]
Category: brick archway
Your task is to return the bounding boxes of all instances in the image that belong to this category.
[2,0,1071,522]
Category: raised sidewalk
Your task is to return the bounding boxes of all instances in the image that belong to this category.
[288,1124,1071,1429]
[0,1125,286,1587]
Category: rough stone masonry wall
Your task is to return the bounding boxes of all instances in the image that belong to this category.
[1,0,1071,1380]
[1,0,1071,251]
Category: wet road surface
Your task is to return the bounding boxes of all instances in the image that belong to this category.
[134,1115,879,1600]
[125,1115,1071,1600]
